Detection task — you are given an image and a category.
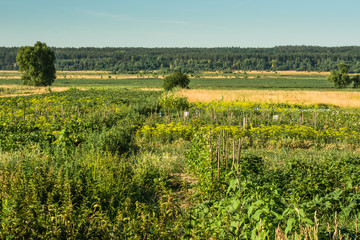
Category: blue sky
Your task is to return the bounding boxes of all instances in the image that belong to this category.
[1,0,360,47]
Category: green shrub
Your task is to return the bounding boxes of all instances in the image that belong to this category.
[163,72,190,91]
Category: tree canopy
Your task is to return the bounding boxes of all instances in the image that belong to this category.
[1,46,360,73]
[163,72,190,91]
[327,63,351,88]
[16,42,56,86]
[327,63,360,88]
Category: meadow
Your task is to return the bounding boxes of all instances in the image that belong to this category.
[0,71,359,239]
[0,70,336,90]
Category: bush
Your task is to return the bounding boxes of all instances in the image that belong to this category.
[163,72,190,91]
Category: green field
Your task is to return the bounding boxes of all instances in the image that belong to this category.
[51,77,334,89]
[0,74,336,90]
[189,76,334,89]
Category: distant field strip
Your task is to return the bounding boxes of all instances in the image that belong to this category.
[0,85,71,97]
[0,70,334,89]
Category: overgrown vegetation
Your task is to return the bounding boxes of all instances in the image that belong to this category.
[0,88,359,239]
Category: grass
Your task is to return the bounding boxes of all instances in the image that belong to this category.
[53,78,164,88]
[0,70,337,90]
[0,76,335,90]
[188,76,334,89]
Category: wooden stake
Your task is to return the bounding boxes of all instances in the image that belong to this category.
[302,111,304,125]
[237,138,242,174]
[217,130,222,181]
[232,140,236,171]
[222,129,225,167]
[210,142,213,182]
[225,131,229,170]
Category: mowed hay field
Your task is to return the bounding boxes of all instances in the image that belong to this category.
[178,89,360,108]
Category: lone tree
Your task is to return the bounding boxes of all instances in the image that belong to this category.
[327,63,351,89]
[351,75,360,88]
[163,72,190,91]
[16,41,56,86]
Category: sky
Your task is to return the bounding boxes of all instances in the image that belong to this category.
[1,0,360,48]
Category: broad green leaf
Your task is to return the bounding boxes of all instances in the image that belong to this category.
[285,218,296,235]
[252,209,263,221]
[247,200,264,217]
[231,199,241,211]
[301,218,314,225]
[298,208,305,218]
[227,178,238,195]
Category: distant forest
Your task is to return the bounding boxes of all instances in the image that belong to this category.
[1,46,360,73]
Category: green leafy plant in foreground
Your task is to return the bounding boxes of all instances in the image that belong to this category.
[184,130,360,239]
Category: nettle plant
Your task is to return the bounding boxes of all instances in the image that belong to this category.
[158,91,189,110]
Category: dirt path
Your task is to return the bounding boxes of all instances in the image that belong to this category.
[169,173,198,209]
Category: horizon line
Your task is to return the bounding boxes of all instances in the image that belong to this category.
[1,45,360,49]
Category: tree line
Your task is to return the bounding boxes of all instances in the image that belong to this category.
[2,46,360,73]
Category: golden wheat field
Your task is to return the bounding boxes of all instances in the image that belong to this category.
[177,89,360,108]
